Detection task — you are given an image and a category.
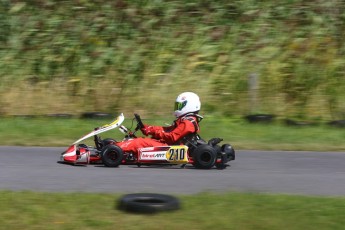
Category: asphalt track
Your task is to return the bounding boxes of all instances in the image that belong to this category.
[0,146,344,196]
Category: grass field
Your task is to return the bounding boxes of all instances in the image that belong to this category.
[0,191,344,230]
[0,116,344,151]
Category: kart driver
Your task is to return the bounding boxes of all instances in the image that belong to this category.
[115,92,203,154]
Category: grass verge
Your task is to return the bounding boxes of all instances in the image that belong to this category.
[0,116,344,151]
[0,191,344,230]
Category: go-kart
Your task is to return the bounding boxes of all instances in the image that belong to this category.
[59,113,235,169]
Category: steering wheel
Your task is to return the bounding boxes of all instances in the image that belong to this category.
[134,113,145,131]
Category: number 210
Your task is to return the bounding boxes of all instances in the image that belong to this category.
[169,148,185,161]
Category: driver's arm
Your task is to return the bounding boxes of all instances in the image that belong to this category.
[148,119,196,144]
[141,122,175,136]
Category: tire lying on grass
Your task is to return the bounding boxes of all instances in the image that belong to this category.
[80,112,113,119]
[117,193,180,214]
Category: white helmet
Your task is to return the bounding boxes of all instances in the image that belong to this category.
[174,92,201,117]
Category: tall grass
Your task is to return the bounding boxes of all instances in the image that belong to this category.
[0,1,344,119]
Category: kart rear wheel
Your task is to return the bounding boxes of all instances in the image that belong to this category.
[101,145,123,167]
[193,144,217,169]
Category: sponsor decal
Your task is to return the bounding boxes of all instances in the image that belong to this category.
[139,151,167,160]
[139,147,170,160]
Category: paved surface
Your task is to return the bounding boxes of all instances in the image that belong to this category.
[0,146,345,196]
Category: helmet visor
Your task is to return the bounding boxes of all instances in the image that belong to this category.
[174,101,187,111]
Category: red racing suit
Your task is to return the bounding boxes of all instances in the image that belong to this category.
[116,114,201,154]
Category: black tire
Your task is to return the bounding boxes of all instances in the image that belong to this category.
[101,145,123,167]
[221,144,235,161]
[328,120,345,128]
[80,112,113,119]
[102,138,116,147]
[78,143,88,149]
[245,114,275,123]
[192,144,217,169]
[117,193,180,214]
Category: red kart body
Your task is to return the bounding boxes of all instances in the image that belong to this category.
[61,144,190,165]
[60,113,235,169]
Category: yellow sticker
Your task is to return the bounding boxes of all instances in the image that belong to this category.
[166,146,189,163]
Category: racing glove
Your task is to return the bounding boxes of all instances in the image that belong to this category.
[140,125,155,136]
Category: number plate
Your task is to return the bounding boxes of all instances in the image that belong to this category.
[166,146,189,163]
[138,146,189,164]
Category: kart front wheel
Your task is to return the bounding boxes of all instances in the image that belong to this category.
[101,145,123,167]
[192,144,217,169]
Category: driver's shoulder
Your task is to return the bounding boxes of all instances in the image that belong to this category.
[181,115,197,123]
